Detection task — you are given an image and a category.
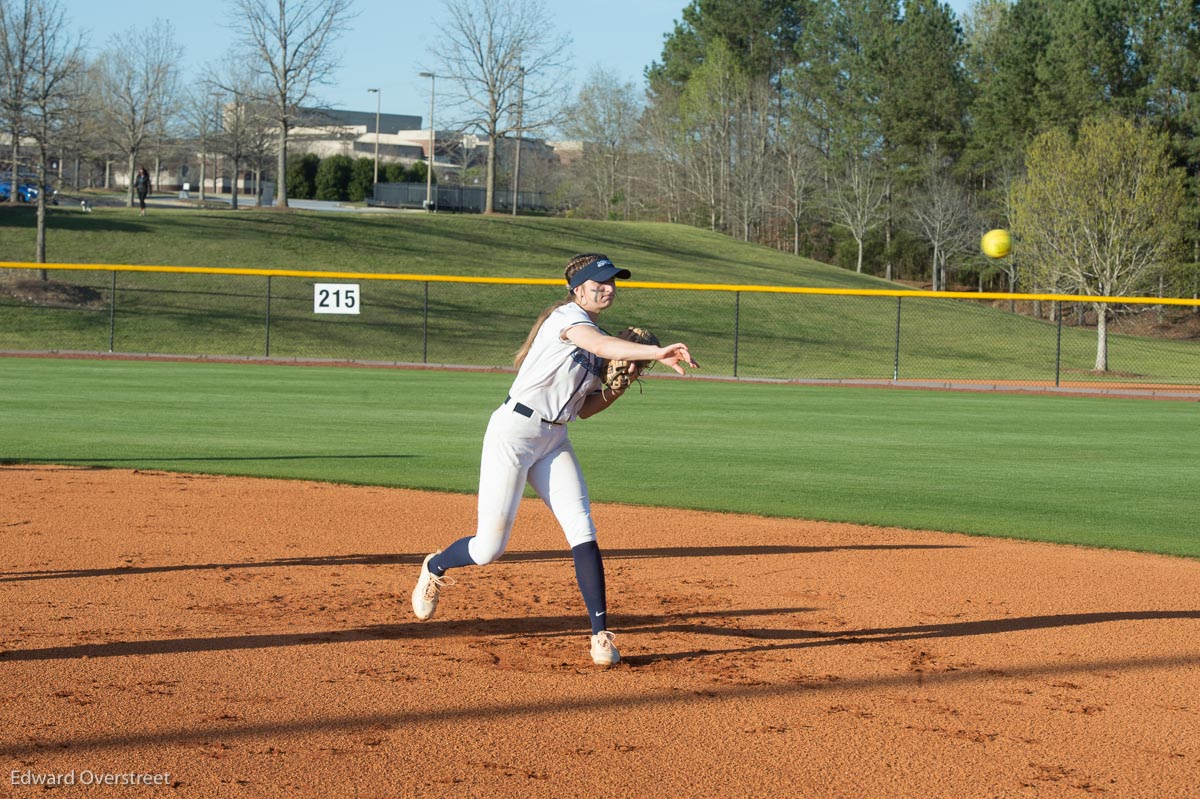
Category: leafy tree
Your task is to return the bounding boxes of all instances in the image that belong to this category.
[407,160,432,185]
[878,1,969,279]
[348,156,374,202]
[679,38,746,232]
[1010,116,1186,370]
[647,0,808,90]
[379,162,432,184]
[962,0,1048,179]
[382,162,408,183]
[795,0,894,165]
[883,0,969,179]
[1034,1,1141,131]
[314,153,351,201]
[795,0,894,274]
[287,152,319,199]
[1129,0,1200,280]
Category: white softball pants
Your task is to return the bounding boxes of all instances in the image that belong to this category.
[467,404,597,566]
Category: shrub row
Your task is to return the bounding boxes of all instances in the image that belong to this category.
[286,155,432,202]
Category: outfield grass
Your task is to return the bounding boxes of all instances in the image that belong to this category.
[3,207,1198,386]
[4,356,1196,558]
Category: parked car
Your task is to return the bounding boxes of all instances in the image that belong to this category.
[0,172,55,203]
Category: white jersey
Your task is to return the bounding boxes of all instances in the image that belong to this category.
[507,303,604,424]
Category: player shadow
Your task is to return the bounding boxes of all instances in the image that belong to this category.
[1,454,416,465]
[0,543,964,583]
[0,553,415,583]
[0,607,801,662]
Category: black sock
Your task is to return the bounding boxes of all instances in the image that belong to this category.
[428,536,475,576]
[571,540,608,635]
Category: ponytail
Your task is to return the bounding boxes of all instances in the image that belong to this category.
[513,298,571,369]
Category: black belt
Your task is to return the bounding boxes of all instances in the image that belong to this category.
[504,396,563,425]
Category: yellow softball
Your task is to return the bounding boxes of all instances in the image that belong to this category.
[981,229,1011,259]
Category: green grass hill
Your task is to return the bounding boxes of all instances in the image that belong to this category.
[0,205,882,286]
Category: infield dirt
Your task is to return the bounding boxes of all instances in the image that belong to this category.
[1,465,1198,797]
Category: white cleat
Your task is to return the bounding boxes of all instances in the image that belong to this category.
[411,552,452,620]
[590,630,620,666]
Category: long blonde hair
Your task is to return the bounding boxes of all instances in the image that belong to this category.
[513,253,608,369]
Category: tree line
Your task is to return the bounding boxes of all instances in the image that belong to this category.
[555,1,1200,314]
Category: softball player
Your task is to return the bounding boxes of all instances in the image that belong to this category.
[411,253,698,666]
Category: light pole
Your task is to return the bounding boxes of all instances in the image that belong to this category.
[511,66,524,216]
[419,72,436,211]
[367,88,380,185]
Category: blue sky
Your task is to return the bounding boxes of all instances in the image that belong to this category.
[68,0,973,122]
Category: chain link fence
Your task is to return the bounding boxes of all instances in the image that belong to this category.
[2,264,1199,393]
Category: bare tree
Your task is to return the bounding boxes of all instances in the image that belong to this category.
[824,152,887,274]
[771,112,821,256]
[210,71,272,210]
[430,0,571,214]
[181,87,221,202]
[728,76,774,243]
[95,19,179,207]
[640,86,686,225]
[562,67,641,220]
[226,0,353,208]
[24,0,81,264]
[909,146,975,291]
[52,63,99,191]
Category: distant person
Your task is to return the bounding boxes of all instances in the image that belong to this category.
[410,253,699,667]
[134,167,151,216]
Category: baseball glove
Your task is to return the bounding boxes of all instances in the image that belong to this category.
[603,326,660,394]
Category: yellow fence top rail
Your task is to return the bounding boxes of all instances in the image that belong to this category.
[3,260,1198,307]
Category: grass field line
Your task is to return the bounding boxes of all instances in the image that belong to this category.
[5,349,1200,400]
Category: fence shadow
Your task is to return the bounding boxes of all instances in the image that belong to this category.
[2,647,1195,760]
[2,607,1192,666]
[0,543,965,583]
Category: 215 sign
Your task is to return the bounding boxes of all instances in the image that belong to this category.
[313,283,360,315]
